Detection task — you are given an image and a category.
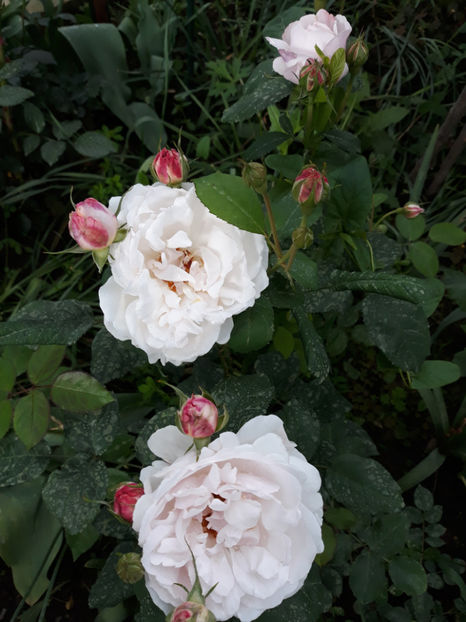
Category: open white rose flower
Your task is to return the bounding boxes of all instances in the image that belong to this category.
[266,9,352,84]
[133,415,324,622]
[98,183,269,365]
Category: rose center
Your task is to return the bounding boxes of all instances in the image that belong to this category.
[200,493,225,539]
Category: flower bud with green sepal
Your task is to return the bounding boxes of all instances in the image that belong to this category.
[116,552,145,584]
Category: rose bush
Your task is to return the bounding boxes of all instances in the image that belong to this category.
[132,415,324,622]
[266,9,352,84]
[98,183,269,366]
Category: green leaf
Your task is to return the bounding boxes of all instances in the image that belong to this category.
[263,6,307,39]
[51,371,114,412]
[411,360,461,389]
[362,294,430,372]
[59,24,131,126]
[324,156,372,230]
[414,485,433,512]
[278,398,320,460]
[88,541,139,608]
[40,139,66,166]
[359,512,410,557]
[0,85,34,106]
[222,61,292,123]
[0,300,93,346]
[389,556,427,596]
[23,134,40,156]
[349,551,387,604]
[265,153,304,179]
[52,119,82,140]
[73,131,117,158]
[66,524,100,561]
[43,454,108,534]
[289,253,318,290]
[429,223,466,246]
[326,453,404,515]
[243,132,288,160]
[293,307,330,382]
[13,389,50,449]
[135,588,166,622]
[212,374,274,429]
[66,400,120,455]
[272,326,295,359]
[0,435,51,487]
[315,523,336,566]
[409,241,439,278]
[194,172,265,233]
[363,106,409,133]
[27,345,66,385]
[135,407,177,464]
[91,328,147,383]
[324,507,356,530]
[443,268,466,311]
[0,400,13,439]
[329,48,346,85]
[2,345,32,375]
[228,297,274,353]
[396,214,426,241]
[0,357,16,394]
[0,478,62,605]
[23,101,45,133]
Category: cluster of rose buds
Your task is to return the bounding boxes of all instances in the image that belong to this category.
[299,59,327,92]
[292,165,329,211]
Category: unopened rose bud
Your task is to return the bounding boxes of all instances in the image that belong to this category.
[347,38,369,73]
[113,482,144,523]
[292,165,329,212]
[180,395,218,439]
[168,602,216,622]
[151,147,188,186]
[68,198,118,250]
[403,202,425,219]
[116,552,145,584]
[299,59,327,92]
[241,162,267,194]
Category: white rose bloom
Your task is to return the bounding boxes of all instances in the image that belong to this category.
[266,9,352,84]
[98,183,269,366]
[133,415,324,622]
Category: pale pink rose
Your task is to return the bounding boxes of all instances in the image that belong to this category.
[133,415,324,622]
[266,9,352,84]
[98,183,269,366]
[180,395,218,438]
[68,198,118,250]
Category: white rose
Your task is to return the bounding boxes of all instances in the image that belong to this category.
[98,183,269,366]
[133,415,324,622]
[266,9,352,84]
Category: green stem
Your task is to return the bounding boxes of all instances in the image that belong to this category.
[37,545,66,622]
[303,94,314,152]
[335,74,355,124]
[397,449,446,492]
[372,207,403,230]
[262,190,282,258]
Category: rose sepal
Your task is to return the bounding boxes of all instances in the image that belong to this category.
[92,248,110,273]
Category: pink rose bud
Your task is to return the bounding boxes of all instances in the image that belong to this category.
[180,395,218,439]
[403,202,425,219]
[69,198,118,250]
[113,482,144,523]
[170,602,215,622]
[299,59,326,91]
[151,147,188,186]
[292,166,329,210]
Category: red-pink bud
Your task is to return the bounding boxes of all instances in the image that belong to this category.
[292,166,329,209]
[403,202,424,219]
[299,59,326,92]
[113,482,144,523]
[180,395,218,439]
[152,148,188,186]
[170,602,215,622]
[69,198,118,250]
